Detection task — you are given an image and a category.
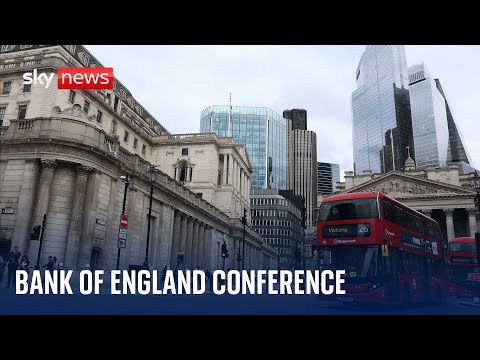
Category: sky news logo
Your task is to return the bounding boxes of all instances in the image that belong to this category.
[23,68,113,90]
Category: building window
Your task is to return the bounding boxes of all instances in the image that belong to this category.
[142,144,146,156]
[133,138,138,149]
[182,148,188,156]
[1,45,14,52]
[83,100,90,113]
[81,53,89,66]
[2,81,11,95]
[68,90,76,104]
[96,110,103,124]
[0,106,5,126]
[20,45,32,49]
[179,163,188,182]
[124,131,129,143]
[18,105,27,119]
[111,120,117,134]
[22,83,31,93]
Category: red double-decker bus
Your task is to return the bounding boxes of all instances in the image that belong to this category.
[447,237,480,299]
[317,192,446,305]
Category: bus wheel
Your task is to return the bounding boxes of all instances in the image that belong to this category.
[402,285,411,307]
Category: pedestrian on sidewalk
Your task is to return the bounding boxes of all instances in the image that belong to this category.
[6,252,16,288]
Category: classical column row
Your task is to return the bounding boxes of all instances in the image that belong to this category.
[423,207,479,240]
[169,210,213,270]
[222,153,250,198]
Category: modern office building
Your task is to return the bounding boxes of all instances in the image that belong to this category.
[408,63,449,169]
[250,189,304,269]
[434,79,473,165]
[200,105,289,190]
[289,130,317,227]
[283,108,307,130]
[408,63,473,170]
[352,45,415,175]
[317,162,340,195]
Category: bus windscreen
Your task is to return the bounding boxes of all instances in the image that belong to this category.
[318,198,379,222]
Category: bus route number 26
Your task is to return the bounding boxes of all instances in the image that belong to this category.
[358,224,369,233]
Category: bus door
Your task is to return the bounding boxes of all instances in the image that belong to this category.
[423,257,432,302]
[383,247,400,302]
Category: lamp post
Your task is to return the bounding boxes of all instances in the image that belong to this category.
[242,208,247,271]
[145,164,159,269]
[116,174,130,270]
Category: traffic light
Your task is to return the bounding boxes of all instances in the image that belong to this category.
[221,242,229,258]
[475,232,480,262]
[30,225,41,240]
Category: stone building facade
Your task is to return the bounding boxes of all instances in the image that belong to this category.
[153,133,251,220]
[0,45,277,271]
[335,162,479,241]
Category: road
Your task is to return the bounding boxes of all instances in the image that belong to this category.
[1,286,479,315]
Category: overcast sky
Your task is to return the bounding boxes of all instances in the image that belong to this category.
[86,45,480,180]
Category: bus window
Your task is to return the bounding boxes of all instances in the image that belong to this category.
[318,198,379,222]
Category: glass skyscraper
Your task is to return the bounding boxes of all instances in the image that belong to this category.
[408,63,472,169]
[352,45,415,175]
[434,79,473,165]
[408,63,449,169]
[317,162,340,195]
[200,105,289,189]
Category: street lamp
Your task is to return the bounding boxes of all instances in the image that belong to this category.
[145,164,159,269]
[242,208,247,271]
[116,174,130,270]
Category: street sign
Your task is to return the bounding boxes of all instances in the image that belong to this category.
[118,214,128,248]
[119,228,127,239]
[120,215,128,229]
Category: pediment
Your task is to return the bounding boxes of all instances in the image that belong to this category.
[344,171,474,197]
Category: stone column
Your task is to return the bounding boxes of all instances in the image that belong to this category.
[185,217,194,266]
[11,159,38,254]
[445,208,455,240]
[232,159,236,191]
[201,226,211,269]
[178,214,188,256]
[78,170,101,269]
[170,210,182,268]
[64,164,93,268]
[28,160,57,260]
[196,224,205,269]
[243,172,247,199]
[423,209,432,218]
[191,220,200,267]
[222,154,228,185]
[228,155,233,185]
[239,169,243,197]
[467,208,478,237]
[158,203,174,269]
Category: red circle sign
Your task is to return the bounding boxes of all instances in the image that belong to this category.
[120,215,128,229]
